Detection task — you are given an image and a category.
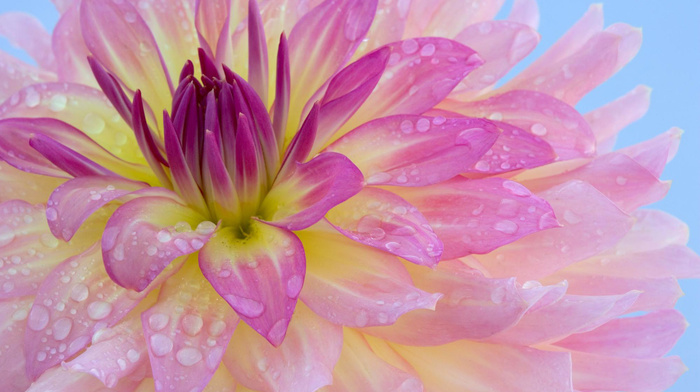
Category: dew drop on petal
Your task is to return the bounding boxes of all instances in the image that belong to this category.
[401,39,419,54]
[40,233,59,248]
[181,314,203,336]
[156,230,172,243]
[48,94,67,112]
[70,283,89,302]
[148,313,170,331]
[286,275,304,298]
[83,113,106,135]
[415,118,431,132]
[126,349,140,363]
[493,220,518,234]
[149,333,173,356]
[52,317,73,341]
[27,305,50,331]
[267,318,289,344]
[502,181,531,196]
[355,309,369,327]
[87,301,113,320]
[208,320,226,337]
[0,225,15,247]
[45,207,58,221]
[224,294,265,318]
[176,347,202,366]
[530,123,547,136]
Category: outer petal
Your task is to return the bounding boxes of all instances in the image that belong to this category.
[478,180,634,280]
[324,329,423,392]
[0,200,97,299]
[53,4,95,86]
[0,296,33,392]
[442,90,596,159]
[397,177,558,259]
[261,152,363,231]
[142,262,239,392]
[0,52,55,103]
[585,85,651,152]
[325,188,443,267]
[199,221,305,346]
[618,127,681,178]
[297,227,440,327]
[393,340,573,392]
[102,194,215,291]
[0,160,63,204]
[0,12,55,70]
[355,0,411,56]
[23,243,170,380]
[326,115,498,186]
[223,304,343,392]
[26,365,141,392]
[414,0,506,38]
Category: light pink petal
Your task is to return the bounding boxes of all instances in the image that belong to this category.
[0,51,56,103]
[326,329,423,392]
[441,90,595,159]
[508,0,539,29]
[339,38,483,138]
[195,0,230,61]
[618,127,682,178]
[555,309,686,359]
[571,352,685,392]
[23,243,172,380]
[393,340,573,392]
[80,0,173,114]
[63,316,148,388]
[298,227,440,327]
[418,0,506,38]
[52,0,79,13]
[606,23,643,73]
[610,209,689,254]
[584,85,651,152]
[398,177,558,259]
[142,263,239,392]
[357,0,411,55]
[0,160,63,204]
[451,21,539,96]
[489,291,639,346]
[0,83,146,166]
[364,259,536,345]
[288,0,377,121]
[0,297,33,392]
[199,221,304,346]
[478,180,633,280]
[47,176,147,241]
[261,152,363,231]
[519,152,669,213]
[223,304,342,392]
[325,187,443,267]
[0,13,55,70]
[327,115,498,186]
[52,4,95,86]
[102,195,213,291]
[26,365,142,392]
[0,200,96,300]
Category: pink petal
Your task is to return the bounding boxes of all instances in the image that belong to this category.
[358,0,411,55]
[0,200,95,300]
[618,127,682,178]
[23,243,169,380]
[325,187,443,266]
[393,340,573,392]
[364,259,534,345]
[441,90,595,159]
[102,195,214,291]
[142,263,239,392]
[0,160,63,204]
[584,85,651,152]
[519,152,669,213]
[0,297,33,392]
[326,329,423,392]
[451,21,539,96]
[63,316,148,388]
[288,0,377,125]
[223,304,342,392]
[47,176,147,241]
[51,0,79,13]
[417,0,506,38]
[298,227,440,327]
[479,180,633,280]
[555,309,687,359]
[26,365,141,392]
[398,177,558,259]
[571,352,685,392]
[199,221,305,346]
[489,291,640,346]
[261,152,363,231]
[611,209,689,254]
[0,51,55,103]
[508,0,539,29]
[195,0,230,61]
[0,13,55,71]
[327,115,498,186]
[52,4,95,86]
[80,0,174,114]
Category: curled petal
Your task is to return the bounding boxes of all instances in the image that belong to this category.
[585,85,651,152]
[102,194,214,291]
[261,152,364,231]
[199,221,305,346]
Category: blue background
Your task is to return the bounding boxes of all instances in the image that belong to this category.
[0,1,697,391]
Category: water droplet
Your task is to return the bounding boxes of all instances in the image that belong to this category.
[27,305,50,331]
[474,160,490,171]
[493,220,518,234]
[146,245,158,256]
[415,118,430,132]
[149,333,173,356]
[45,207,58,221]
[36,351,47,362]
[127,348,140,363]
[267,318,289,344]
[355,309,369,327]
[563,210,582,224]
[224,294,264,318]
[530,123,547,136]
[156,230,172,242]
[148,313,170,331]
[208,320,226,337]
[616,176,628,186]
[175,347,202,367]
[87,301,113,320]
[0,225,15,247]
[369,228,386,240]
[420,43,436,57]
[112,244,125,261]
[432,116,446,125]
[49,94,67,112]
[2,281,14,293]
[52,317,73,341]
[286,275,304,298]
[256,358,269,371]
[385,242,401,252]
[195,221,216,235]
[367,172,393,184]
[401,39,419,54]
[502,181,530,197]
[181,314,203,336]
[24,88,40,108]
[124,11,137,23]
[400,119,414,133]
[70,283,89,302]
[456,127,485,145]
[83,113,105,135]
[190,238,204,250]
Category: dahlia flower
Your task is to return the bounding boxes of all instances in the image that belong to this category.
[0,0,696,391]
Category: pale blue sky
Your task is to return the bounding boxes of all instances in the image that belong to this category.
[0,1,697,391]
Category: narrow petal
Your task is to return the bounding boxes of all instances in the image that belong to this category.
[202,131,240,224]
[327,115,498,186]
[102,195,214,291]
[223,304,343,392]
[397,177,558,259]
[247,0,269,105]
[325,188,443,267]
[393,340,573,392]
[142,262,239,392]
[29,133,121,178]
[0,200,97,300]
[442,90,596,159]
[23,243,167,379]
[279,104,319,178]
[0,12,55,70]
[272,33,290,149]
[0,297,33,392]
[261,152,363,231]
[297,227,440,327]
[199,221,304,346]
[555,309,687,359]
[584,85,651,152]
[195,0,230,60]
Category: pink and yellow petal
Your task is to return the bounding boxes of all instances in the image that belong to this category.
[0,296,33,392]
